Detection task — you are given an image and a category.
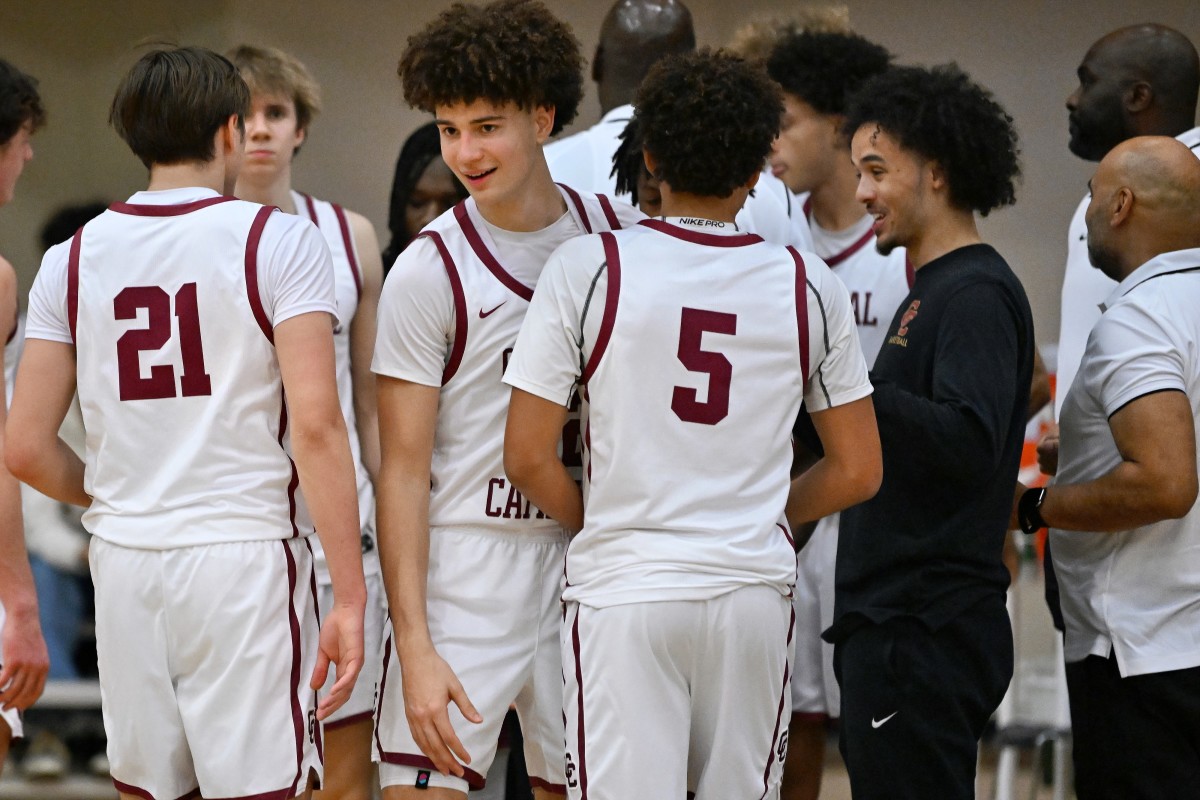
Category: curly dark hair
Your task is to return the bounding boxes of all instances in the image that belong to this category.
[766,31,891,117]
[844,64,1020,216]
[398,0,583,136]
[0,58,46,145]
[636,49,782,198]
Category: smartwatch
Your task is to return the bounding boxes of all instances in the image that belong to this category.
[1017,487,1048,534]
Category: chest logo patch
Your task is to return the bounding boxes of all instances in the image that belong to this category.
[896,300,921,336]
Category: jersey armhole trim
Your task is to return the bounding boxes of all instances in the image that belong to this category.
[581,232,621,385]
[300,193,320,227]
[67,228,83,343]
[331,202,364,302]
[418,231,468,385]
[789,246,810,386]
[245,206,278,344]
[596,194,621,229]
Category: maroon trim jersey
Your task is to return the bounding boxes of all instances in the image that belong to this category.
[504,216,872,608]
[25,188,337,548]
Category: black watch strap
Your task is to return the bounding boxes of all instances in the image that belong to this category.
[1017,487,1048,534]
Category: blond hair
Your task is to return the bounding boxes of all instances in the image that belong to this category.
[727,6,851,62]
[226,44,322,133]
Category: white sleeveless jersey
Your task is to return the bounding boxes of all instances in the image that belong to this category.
[373,185,641,534]
[805,204,913,367]
[4,312,22,406]
[505,218,872,608]
[24,191,337,548]
[291,192,378,577]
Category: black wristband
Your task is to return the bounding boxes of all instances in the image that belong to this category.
[1017,487,1048,534]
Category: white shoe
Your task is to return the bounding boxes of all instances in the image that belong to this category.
[21,731,70,780]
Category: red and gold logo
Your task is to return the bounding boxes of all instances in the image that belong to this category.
[897,300,921,336]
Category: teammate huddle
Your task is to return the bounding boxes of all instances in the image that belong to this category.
[0,1,1050,799]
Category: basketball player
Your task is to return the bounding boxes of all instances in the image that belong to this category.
[371,2,641,797]
[503,50,882,800]
[764,30,907,800]
[229,44,385,800]
[5,47,366,800]
[0,57,48,774]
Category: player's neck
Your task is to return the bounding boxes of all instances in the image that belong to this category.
[235,167,296,214]
[809,165,868,232]
[907,207,982,270]
[474,162,566,233]
[147,160,230,196]
[660,187,747,224]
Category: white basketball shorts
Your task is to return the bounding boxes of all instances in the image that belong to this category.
[563,584,795,800]
[374,527,568,794]
[91,536,322,800]
[791,513,840,719]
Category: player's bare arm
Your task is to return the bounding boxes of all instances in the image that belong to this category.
[276,310,366,719]
[785,395,882,527]
[348,211,383,481]
[376,375,481,777]
[1013,389,1197,533]
[6,339,88,507]
[504,387,583,532]
[0,261,49,713]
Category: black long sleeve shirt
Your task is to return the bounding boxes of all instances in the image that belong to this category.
[822,243,1034,639]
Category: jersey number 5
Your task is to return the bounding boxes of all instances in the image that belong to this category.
[672,307,736,425]
[114,283,213,401]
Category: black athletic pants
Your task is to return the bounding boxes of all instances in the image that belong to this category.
[833,598,1013,800]
[1066,653,1200,800]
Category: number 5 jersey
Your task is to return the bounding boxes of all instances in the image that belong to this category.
[504,217,873,608]
[25,188,337,547]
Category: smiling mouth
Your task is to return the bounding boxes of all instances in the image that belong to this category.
[464,167,497,181]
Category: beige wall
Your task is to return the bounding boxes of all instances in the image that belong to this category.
[2,1,1198,354]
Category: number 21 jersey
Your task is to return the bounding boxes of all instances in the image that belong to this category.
[25,188,337,548]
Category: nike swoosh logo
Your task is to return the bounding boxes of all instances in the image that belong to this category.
[479,302,506,318]
[871,712,898,729]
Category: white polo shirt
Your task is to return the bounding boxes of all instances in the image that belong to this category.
[1055,127,1200,417]
[1052,246,1200,676]
[544,104,634,198]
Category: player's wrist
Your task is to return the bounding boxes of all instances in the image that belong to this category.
[1017,486,1048,534]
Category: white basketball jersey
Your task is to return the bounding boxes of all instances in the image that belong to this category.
[4,312,22,406]
[291,192,378,576]
[417,187,633,533]
[57,197,316,547]
[507,218,871,608]
[806,204,913,366]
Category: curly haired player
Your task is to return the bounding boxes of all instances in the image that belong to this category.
[504,49,881,800]
[369,2,641,797]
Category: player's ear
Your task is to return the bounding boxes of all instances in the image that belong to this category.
[533,105,555,144]
[642,148,658,179]
[221,114,243,157]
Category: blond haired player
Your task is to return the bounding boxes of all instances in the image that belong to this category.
[6,47,365,800]
[229,44,385,800]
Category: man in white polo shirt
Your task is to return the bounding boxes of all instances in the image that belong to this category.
[1013,136,1200,799]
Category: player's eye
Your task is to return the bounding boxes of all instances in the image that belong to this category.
[480,124,499,134]
[439,126,458,138]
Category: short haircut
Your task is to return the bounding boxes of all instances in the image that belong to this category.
[0,58,46,146]
[227,44,322,133]
[398,0,583,136]
[636,49,782,198]
[844,64,1020,216]
[767,31,891,117]
[727,6,851,63]
[109,46,249,169]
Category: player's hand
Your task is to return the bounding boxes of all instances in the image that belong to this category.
[399,645,483,777]
[310,601,365,721]
[1037,423,1060,476]
[0,607,49,711]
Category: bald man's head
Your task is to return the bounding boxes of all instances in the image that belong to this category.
[594,0,695,112]
[1067,24,1199,161]
[1085,136,1200,280]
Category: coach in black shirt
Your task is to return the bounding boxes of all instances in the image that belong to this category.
[819,65,1034,799]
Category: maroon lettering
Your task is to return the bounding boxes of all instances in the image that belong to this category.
[501,346,513,375]
[850,291,878,327]
[503,485,524,519]
[485,478,505,517]
[672,307,737,425]
[114,283,212,401]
